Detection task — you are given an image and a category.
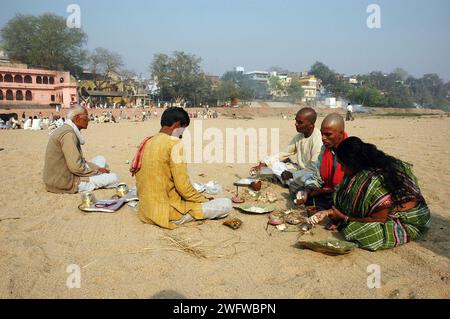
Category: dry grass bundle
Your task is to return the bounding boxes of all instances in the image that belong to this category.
[162,233,252,259]
[163,232,208,258]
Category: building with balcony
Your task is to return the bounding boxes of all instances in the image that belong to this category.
[0,65,78,109]
[298,75,321,102]
[245,70,270,83]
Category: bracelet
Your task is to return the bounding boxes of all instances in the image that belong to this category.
[344,216,349,223]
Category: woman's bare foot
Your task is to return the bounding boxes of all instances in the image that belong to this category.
[325,221,339,231]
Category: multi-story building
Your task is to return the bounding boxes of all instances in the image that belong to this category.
[0,50,78,109]
[245,70,270,83]
[0,66,78,109]
[298,75,321,102]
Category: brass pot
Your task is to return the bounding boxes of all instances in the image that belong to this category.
[116,183,129,198]
[80,191,96,208]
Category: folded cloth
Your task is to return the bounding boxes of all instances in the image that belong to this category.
[79,187,138,213]
[130,136,153,176]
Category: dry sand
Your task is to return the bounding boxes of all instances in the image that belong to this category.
[0,111,449,299]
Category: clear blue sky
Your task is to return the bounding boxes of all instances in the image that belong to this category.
[2,0,450,80]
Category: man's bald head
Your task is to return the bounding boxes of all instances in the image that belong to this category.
[297,107,317,124]
[320,113,345,149]
[321,113,345,131]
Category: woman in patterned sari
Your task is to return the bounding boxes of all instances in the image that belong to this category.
[309,136,431,251]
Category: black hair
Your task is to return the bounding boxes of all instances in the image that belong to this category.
[297,107,317,124]
[336,136,420,205]
[160,107,190,127]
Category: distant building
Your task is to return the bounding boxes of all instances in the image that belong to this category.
[235,66,245,73]
[0,61,78,109]
[348,77,358,84]
[245,70,270,83]
[269,71,292,97]
[298,75,321,102]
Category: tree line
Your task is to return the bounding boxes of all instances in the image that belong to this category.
[310,62,450,110]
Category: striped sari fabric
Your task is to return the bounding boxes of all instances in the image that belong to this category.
[334,163,431,251]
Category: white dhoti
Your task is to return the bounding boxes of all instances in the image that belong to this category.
[78,156,119,192]
[266,161,298,186]
[172,198,232,225]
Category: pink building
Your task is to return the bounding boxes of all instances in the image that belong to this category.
[0,66,78,109]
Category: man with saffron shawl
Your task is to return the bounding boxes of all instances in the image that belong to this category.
[309,137,431,251]
[290,114,348,218]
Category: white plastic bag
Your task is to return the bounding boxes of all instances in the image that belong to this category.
[204,180,223,195]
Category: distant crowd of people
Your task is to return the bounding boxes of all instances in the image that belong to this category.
[0,112,66,131]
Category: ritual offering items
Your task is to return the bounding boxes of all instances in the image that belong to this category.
[236,204,275,214]
[80,191,96,208]
[78,186,139,213]
[250,180,262,191]
[268,212,285,225]
[115,183,129,198]
[223,218,243,230]
[232,197,245,204]
[285,215,302,225]
[297,239,358,255]
[266,191,277,203]
[234,178,257,187]
[294,190,307,205]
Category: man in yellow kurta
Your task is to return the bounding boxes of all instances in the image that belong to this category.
[135,107,231,229]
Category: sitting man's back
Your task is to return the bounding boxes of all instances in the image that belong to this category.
[43,105,118,194]
[134,107,231,229]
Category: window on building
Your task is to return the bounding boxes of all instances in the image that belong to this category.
[16,90,24,101]
[14,75,23,83]
[4,74,13,82]
[51,95,55,102]
[43,76,49,84]
[24,75,32,83]
[71,94,76,102]
[36,76,42,84]
[60,77,65,83]
[49,77,55,84]
[6,90,14,100]
[25,90,32,101]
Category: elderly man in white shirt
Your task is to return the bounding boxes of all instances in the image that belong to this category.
[250,107,323,186]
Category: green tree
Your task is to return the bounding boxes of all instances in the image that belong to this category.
[287,81,304,103]
[269,76,286,96]
[150,51,210,105]
[348,87,385,107]
[89,47,124,90]
[1,13,87,76]
[216,80,240,101]
[219,71,268,101]
[310,61,336,87]
[310,61,351,98]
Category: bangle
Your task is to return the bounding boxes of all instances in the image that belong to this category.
[344,216,349,223]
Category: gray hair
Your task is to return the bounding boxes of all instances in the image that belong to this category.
[67,105,87,120]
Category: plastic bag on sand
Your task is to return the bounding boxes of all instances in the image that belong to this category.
[204,181,223,194]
